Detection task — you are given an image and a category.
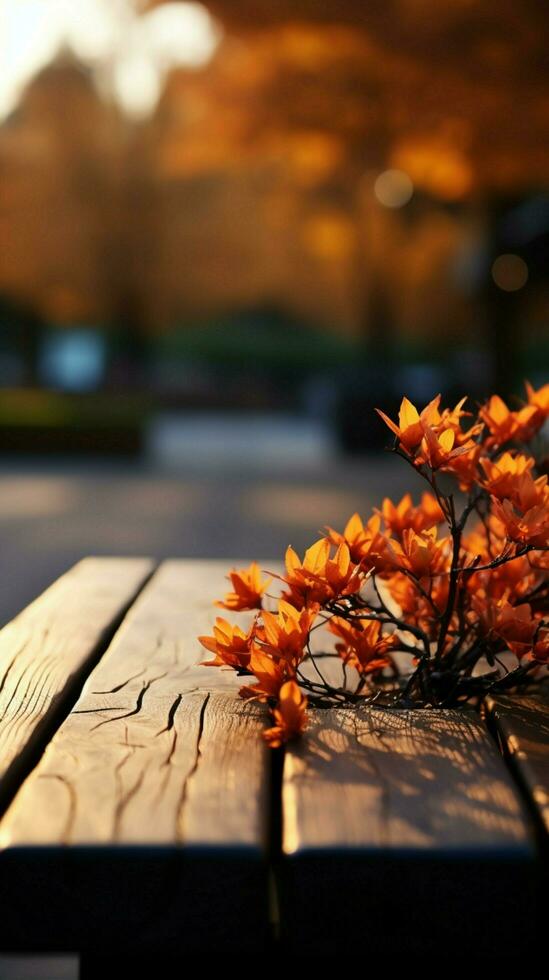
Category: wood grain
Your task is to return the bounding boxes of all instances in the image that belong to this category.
[0,560,273,953]
[280,704,537,955]
[486,693,549,840]
[283,705,531,852]
[0,557,153,814]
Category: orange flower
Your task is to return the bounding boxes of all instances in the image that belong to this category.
[200,384,549,720]
[386,570,449,631]
[525,380,549,413]
[525,380,549,434]
[469,596,541,657]
[479,395,539,447]
[385,571,423,618]
[387,526,450,581]
[376,394,441,452]
[511,473,548,514]
[417,425,476,471]
[255,599,316,668]
[493,601,537,659]
[469,590,499,636]
[263,681,308,747]
[417,492,446,528]
[428,575,451,617]
[283,538,362,607]
[466,552,536,605]
[441,398,482,446]
[380,493,415,537]
[328,616,397,674]
[463,513,507,563]
[327,513,391,571]
[480,452,535,502]
[199,617,254,670]
[380,492,445,538]
[479,451,547,515]
[492,494,549,548]
[216,561,272,611]
[441,440,482,490]
[439,395,469,429]
[239,648,289,701]
[377,394,480,464]
[327,512,371,561]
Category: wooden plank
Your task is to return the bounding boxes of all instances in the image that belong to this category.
[280,705,537,955]
[0,557,153,814]
[485,693,549,841]
[0,560,272,954]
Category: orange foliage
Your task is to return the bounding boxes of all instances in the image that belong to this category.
[263,681,308,747]
[328,616,398,674]
[282,538,361,607]
[326,512,391,570]
[199,618,254,670]
[239,648,289,702]
[386,526,450,581]
[379,492,444,537]
[216,561,272,611]
[376,395,441,452]
[255,599,316,668]
[202,383,549,745]
[479,395,542,447]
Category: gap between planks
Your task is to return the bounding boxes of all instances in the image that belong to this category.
[485,692,549,840]
[0,559,275,953]
[0,557,154,818]
[0,557,542,955]
[0,560,273,848]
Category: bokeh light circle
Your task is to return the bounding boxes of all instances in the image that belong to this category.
[374,169,414,208]
[491,253,529,292]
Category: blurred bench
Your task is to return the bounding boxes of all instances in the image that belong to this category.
[0,559,546,973]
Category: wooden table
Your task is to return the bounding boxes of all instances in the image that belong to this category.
[0,558,546,971]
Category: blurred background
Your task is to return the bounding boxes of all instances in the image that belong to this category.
[0,0,548,625]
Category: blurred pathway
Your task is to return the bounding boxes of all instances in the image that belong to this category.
[0,414,408,626]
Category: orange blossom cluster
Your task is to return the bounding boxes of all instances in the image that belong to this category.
[200,383,549,746]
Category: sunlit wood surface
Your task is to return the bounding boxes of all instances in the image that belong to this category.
[487,693,549,838]
[0,558,152,812]
[0,562,268,847]
[0,558,544,959]
[283,706,531,852]
[280,700,537,953]
[0,561,271,954]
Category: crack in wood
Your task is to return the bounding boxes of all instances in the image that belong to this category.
[0,639,30,700]
[0,664,29,723]
[118,723,146,749]
[91,669,146,695]
[0,557,154,824]
[73,706,126,714]
[175,692,210,840]
[155,693,182,737]
[39,773,77,843]
[113,765,147,841]
[161,730,178,769]
[154,729,179,805]
[114,749,134,781]
[90,672,168,732]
